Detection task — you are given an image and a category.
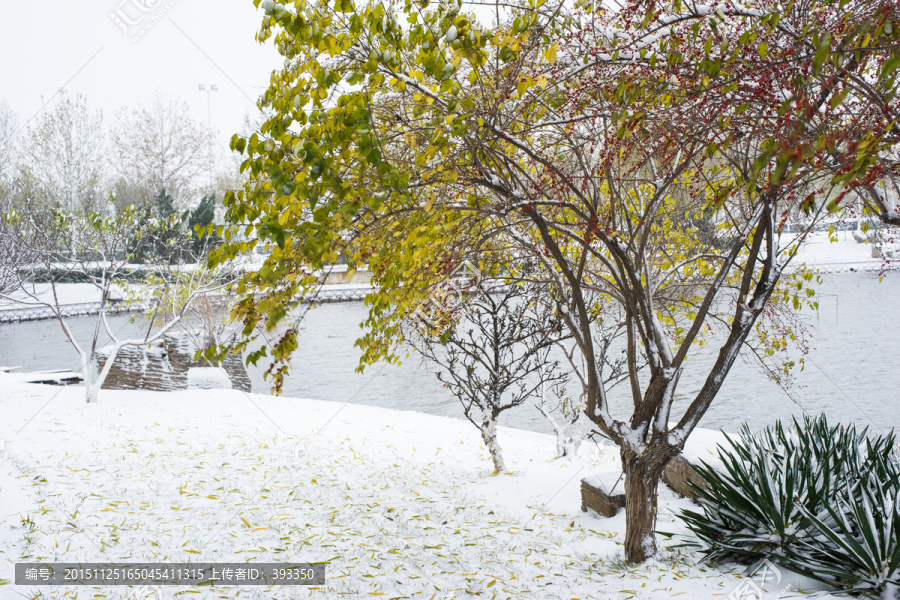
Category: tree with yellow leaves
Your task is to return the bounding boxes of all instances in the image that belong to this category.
[213,0,900,562]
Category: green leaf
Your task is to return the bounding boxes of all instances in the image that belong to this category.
[880,56,900,81]
[752,152,770,174]
[334,0,355,12]
[813,33,832,75]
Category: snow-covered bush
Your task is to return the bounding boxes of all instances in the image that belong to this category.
[679,415,900,598]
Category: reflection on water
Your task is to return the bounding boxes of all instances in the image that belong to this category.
[1,272,897,436]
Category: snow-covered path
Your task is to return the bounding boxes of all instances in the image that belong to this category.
[0,380,832,599]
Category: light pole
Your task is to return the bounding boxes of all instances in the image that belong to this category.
[198,84,217,192]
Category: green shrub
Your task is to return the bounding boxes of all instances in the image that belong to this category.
[678,414,900,597]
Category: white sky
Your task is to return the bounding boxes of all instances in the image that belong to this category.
[0,0,283,143]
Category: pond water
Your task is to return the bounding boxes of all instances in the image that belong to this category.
[1,271,897,437]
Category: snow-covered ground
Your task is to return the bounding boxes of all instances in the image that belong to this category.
[790,231,897,271]
[0,378,838,599]
[0,283,131,310]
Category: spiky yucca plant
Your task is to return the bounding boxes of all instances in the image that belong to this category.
[678,415,900,598]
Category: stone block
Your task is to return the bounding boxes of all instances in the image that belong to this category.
[97,332,251,393]
[662,454,708,502]
[581,476,626,518]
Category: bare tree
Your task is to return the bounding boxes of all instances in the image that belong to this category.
[19,92,106,212]
[109,176,149,214]
[0,99,19,211]
[409,281,567,472]
[535,295,635,458]
[0,205,226,402]
[111,90,215,209]
[534,377,585,458]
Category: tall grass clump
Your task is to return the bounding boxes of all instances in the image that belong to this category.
[679,414,900,598]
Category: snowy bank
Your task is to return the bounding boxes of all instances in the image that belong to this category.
[0,283,131,310]
[0,379,837,599]
[0,282,375,324]
[790,231,900,273]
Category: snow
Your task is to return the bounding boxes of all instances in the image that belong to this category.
[311,282,373,293]
[187,367,233,390]
[0,283,130,310]
[681,428,729,473]
[0,369,84,385]
[0,379,847,599]
[0,280,373,322]
[788,232,899,271]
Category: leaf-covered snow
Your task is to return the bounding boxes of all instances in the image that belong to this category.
[0,379,845,598]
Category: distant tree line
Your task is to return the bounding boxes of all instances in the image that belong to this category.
[0,90,248,264]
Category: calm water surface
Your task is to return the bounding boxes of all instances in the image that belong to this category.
[1,272,897,436]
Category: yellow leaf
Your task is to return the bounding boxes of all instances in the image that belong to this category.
[546,43,558,64]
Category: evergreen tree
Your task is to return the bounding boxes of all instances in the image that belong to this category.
[188,193,219,256]
[125,201,154,264]
[152,187,184,264]
[155,187,176,219]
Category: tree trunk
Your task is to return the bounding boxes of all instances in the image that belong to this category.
[622,450,664,563]
[563,411,587,457]
[89,343,125,403]
[86,380,99,403]
[480,410,505,473]
[80,353,98,404]
[535,400,567,457]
